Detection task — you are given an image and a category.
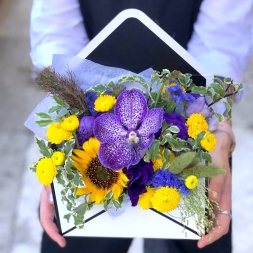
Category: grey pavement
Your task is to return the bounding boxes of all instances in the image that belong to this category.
[0,1,252,253]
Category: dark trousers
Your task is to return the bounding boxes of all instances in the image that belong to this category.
[41,225,231,253]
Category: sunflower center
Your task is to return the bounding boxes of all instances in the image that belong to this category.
[86,158,118,189]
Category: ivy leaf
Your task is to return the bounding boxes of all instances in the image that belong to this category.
[149,139,160,158]
[73,203,88,216]
[169,152,196,174]
[63,139,75,157]
[168,126,180,134]
[210,82,225,97]
[92,84,109,93]
[29,161,38,172]
[63,213,72,223]
[64,157,73,174]
[103,199,111,211]
[35,137,52,157]
[143,151,151,162]
[118,75,149,90]
[73,172,83,187]
[105,190,113,200]
[191,86,212,97]
[56,170,65,186]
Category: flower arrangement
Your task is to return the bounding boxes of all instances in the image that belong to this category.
[27,58,241,237]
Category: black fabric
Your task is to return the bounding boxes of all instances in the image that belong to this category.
[79,0,202,50]
[41,228,132,253]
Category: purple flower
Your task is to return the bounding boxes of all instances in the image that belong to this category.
[164,113,188,140]
[167,84,194,105]
[94,89,164,170]
[77,116,95,146]
[124,161,154,206]
[85,91,99,116]
[186,96,213,118]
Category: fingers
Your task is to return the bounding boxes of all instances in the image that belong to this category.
[40,187,66,247]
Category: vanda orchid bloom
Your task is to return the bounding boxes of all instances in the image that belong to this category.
[94,89,164,170]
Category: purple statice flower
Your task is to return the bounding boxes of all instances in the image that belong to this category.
[164,112,188,140]
[167,84,194,105]
[85,91,99,116]
[77,116,95,146]
[94,89,164,170]
[124,160,154,206]
[186,95,213,118]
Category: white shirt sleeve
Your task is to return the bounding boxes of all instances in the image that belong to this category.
[30,0,89,69]
[187,0,253,82]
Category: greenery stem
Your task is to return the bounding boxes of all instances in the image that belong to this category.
[73,132,80,149]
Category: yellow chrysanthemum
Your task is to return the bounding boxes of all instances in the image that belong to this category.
[151,158,163,171]
[71,137,128,204]
[185,175,198,189]
[51,151,65,166]
[186,113,208,139]
[36,157,57,185]
[151,186,180,213]
[138,187,155,210]
[94,94,116,112]
[61,115,79,132]
[200,131,217,152]
[46,123,73,144]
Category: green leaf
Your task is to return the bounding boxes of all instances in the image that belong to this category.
[103,199,111,211]
[143,151,151,162]
[183,165,225,178]
[105,190,113,200]
[36,112,51,119]
[29,161,38,172]
[73,172,83,187]
[169,152,196,174]
[168,126,180,134]
[36,119,53,127]
[48,105,62,114]
[210,82,225,97]
[118,75,149,90]
[53,96,69,108]
[73,203,88,216]
[108,81,116,89]
[92,84,109,93]
[149,139,160,158]
[64,157,73,174]
[162,148,171,169]
[35,138,52,157]
[191,86,212,97]
[151,71,160,84]
[195,131,206,146]
[66,201,73,211]
[112,199,121,210]
[63,139,75,157]
[56,171,65,186]
[63,213,72,222]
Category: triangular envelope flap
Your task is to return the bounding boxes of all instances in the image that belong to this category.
[78,9,213,87]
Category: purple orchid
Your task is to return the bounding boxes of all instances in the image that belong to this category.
[77,116,95,146]
[93,89,164,170]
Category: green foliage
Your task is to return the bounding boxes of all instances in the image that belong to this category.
[169,152,196,174]
[118,75,149,90]
[183,165,225,178]
[35,137,52,157]
[35,119,53,127]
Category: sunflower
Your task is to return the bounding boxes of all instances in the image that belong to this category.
[71,137,128,204]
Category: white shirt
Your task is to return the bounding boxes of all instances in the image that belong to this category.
[30,0,253,82]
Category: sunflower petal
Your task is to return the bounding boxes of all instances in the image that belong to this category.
[88,138,100,154]
[83,141,97,158]
[72,149,92,161]
[112,184,122,200]
[76,187,91,196]
[95,189,106,204]
[89,189,97,202]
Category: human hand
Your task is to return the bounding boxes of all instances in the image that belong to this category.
[40,186,66,247]
[198,130,232,248]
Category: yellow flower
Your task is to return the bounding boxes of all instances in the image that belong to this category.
[51,151,65,166]
[138,187,155,210]
[185,175,198,189]
[94,94,116,112]
[46,123,73,144]
[151,158,163,171]
[200,131,217,152]
[151,186,180,212]
[71,137,128,204]
[36,157,57,185]
[162,82,176,93]
[186,113,208,139]
[61,115,79,132]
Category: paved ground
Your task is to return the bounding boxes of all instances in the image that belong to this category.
[0,1,252,253]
